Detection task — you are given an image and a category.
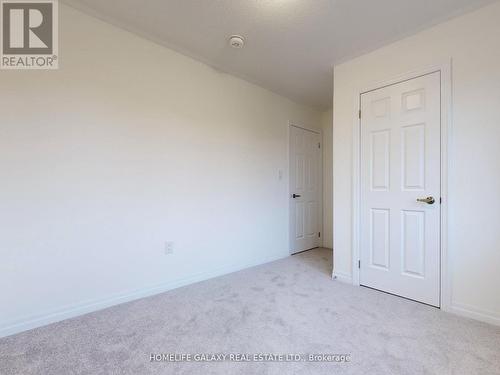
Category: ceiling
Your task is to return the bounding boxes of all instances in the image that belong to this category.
[63,0,496,109]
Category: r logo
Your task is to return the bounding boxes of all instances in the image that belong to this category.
[2,2,52,54]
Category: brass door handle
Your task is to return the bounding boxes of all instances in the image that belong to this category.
[417,196,435,205]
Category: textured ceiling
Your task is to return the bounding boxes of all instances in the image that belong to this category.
[63,0,496,109]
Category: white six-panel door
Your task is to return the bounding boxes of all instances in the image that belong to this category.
[290,125,322,254]
[360,72,441,306]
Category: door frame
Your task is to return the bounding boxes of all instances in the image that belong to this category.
[288,122,323,254]
[351,61,452,311]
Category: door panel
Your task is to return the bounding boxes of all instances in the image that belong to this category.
[370,208,390,270]
[401,210,425,277]
[402,123,426,190]
[370,130,390,191]
[290,126,321,254]
[360,72,441,306]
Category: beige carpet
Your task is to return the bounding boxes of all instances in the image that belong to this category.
[1,248,499,374]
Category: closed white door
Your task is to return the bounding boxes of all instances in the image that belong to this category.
[290,125,322,254]
[360,72,441,307]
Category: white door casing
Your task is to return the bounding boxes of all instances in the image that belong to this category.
[289,125,322,254]
[360,72,441,307]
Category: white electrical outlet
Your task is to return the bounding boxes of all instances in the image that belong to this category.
[165,241,174,255]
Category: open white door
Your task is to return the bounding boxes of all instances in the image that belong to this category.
[360,72,441,307]
[289,125,322,254]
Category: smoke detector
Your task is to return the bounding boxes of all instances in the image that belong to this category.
[228,35,245,49]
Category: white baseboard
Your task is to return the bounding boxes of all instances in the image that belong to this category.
[332,270,353,284]
[0,253,288,338]
[449,303,500,327]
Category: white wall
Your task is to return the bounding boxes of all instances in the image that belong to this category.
[333,2,500,325]
[322,109,333,249]
[0,4,322,337]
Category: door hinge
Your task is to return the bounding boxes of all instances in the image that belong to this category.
[440,197,442,204]
[359,109,362,119]
[358,260,361,269]
[318,232,321,238]
[318,142,321,149]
